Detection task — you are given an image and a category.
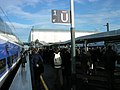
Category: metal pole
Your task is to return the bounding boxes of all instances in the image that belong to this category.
[70,0,76,90]
[70,0,76,75]
[107,23,109,32]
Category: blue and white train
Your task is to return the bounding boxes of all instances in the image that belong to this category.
[0,17,23,87]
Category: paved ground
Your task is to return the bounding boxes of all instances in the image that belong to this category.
[76,66,120,90]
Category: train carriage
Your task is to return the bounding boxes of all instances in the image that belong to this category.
[0,17,23,88]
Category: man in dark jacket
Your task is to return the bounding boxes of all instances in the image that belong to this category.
[62,48,71,90]
[79,49,89,83]
[103,44,118,90]
[31,48,44,90]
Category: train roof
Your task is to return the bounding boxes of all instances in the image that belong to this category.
[0,31,23,45]
[61,29,120,45]
[0,17,23,45]
[75,29,120,43]
[0,17,14,35]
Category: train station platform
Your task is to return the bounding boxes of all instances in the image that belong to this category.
[9,55,32,90]
[8,53,120,90]
[30,59,62,90]
[76,63,120,90]
[42,64,56,89]
[8,53,62,90]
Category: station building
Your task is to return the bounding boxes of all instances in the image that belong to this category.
[29,29,98,44]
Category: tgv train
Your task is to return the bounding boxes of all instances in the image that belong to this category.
[0,17,23,87]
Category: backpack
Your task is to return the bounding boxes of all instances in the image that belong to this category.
[54,52,62,68]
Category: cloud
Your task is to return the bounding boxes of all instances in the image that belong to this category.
[6,6,47,20]
[6,20,68,31]
[110,24,120,30]
[0,0,43,8]
[6,22,31,29]
[0,0,61,23]
[41,0,57,3]
[5,21,31,41]
[76,9,120,23]
[74,0,80,3]
[0,0,57,9]
[23,0,40,7]
[0,0,42,20]
[75,0,99,3]
[75,9,120,31]
[88,0,98,2]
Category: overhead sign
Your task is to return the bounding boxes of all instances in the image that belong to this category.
[52,10,70,24]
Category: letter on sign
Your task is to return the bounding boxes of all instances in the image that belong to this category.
[52,10,70,24]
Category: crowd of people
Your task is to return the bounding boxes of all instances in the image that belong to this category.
[28,47,71,90]
[76,44,119,90]
[21,44,119,90]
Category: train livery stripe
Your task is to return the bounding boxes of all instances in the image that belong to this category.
[40,75,49,90]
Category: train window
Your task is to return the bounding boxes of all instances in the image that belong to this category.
[12,54,18,63]
[12,55,14,63]
[15,53,18,59]
[0,58,6,74]
[7,56,12,68]
[12,55,15,63]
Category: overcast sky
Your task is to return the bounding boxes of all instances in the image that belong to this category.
[0,0,120,42]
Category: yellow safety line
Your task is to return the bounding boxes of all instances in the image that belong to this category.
[40,75,49,90]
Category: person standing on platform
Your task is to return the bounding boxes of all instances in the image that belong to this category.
[31,48,44,90]
[103,44,118,90]
[21,48,26,67]
[21,52,26,67]
[53,48,63,90]
[62,48,71,90]
[80,49,89,83]
[90,47,98,74]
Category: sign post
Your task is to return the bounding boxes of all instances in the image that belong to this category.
[70,0,76,90]
[70,0,75,75]
[52,0,76,89]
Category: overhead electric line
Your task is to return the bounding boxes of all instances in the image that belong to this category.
[0,6,16,34]
[0,6,22,42]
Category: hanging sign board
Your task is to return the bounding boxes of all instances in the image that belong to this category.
[52,10,70,24]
